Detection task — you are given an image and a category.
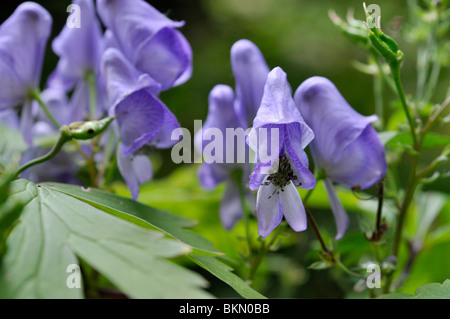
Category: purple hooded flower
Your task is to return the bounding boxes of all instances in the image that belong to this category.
[194,84,253,229]
[48,0,106,122]
[231,39,270,128]
[96,0,192,91]
[49,0,102,90]
[248,67,316,237]
[194,40,268,229]
[294,76,387,239]
[101,48,180,199]
[0,2,52,145]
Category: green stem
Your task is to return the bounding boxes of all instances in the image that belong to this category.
[29,89,61,129]
[390,62,418,148]
[86,71,97,120]
[13,126,72,179]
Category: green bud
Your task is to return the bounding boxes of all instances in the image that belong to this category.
[69,117,114,140]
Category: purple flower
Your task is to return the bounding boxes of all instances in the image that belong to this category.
[294,76,387,239]
[101,48,179,199]
[97,0,192,91]
[48,0,106,122]
[0,2,52,144]
[194,39,269,229]
[248,67,316,237]
[194,84,253,229]
[231,39,270,128]
[49,0,102,90]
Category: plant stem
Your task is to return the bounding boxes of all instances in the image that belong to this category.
[305,207,332,256]
[29,89,61,129]
[86,71,97,120]
[390,62,418,148]
[13,126,72,179]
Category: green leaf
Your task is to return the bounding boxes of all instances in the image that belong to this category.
[0,123,27,171]
[43,182,268,299]
[190,255,266,299]
[379,280,450,299]
[42,182,219,254]
[0,179,211,298]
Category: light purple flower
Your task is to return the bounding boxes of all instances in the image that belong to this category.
[194,84,252,229]
[101,48,180,199]
[248,67,316,237]
[97,0,192,91]
[294,76,387,239]
[47,0,106,122]
[194,39,269,229]
[231,39,270,128]
[0,2,52,145]
[49,0,102,90]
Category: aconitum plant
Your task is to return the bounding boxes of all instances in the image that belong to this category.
[0,0,449,302]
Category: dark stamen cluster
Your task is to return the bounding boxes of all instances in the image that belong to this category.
[263,156,299,198]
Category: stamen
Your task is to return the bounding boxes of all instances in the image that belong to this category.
[264,155,299,199]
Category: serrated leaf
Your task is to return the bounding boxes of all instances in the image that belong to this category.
[190,255,266,299]
[42,182,219,254]
[0,123,27,171]
[43,182,268,299]
[0,179,211,299]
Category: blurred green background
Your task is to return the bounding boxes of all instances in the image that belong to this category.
[2,0,449,298]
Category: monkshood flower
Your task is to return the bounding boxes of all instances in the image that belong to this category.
[294,76,387,239]
[231,39,270,128]
[101,48,179,199]
[97,0,192,91]
[194,84,253,229]
[194,39,268,229]
[48,0,105,121]
[0,2,52,145]
[248,67,316,237]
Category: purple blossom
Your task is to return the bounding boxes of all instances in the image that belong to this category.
[294,76,387,239]
[101,48,179,199]
[194,39,269,229]
[47,0,106,122]
[49,0,102,90]
[96,0,192,91]
[248,67,316,237]
[0,2,52,145]
[231,39,270,128]
[194,84,253,229]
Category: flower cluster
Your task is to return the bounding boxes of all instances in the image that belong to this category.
[197,41,386,239]
[0,0,192,199]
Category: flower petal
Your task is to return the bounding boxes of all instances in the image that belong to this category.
[97,0,190,90]
[294,76,378,166]
[279,182,307,232]
[197,163,228,190]
[284,123,316,189]
[194,84,242,164]
[134,27,191,90]
[253,67,310,129]
[326,125,386,189]
[256,180,283,237]
[112,89,165,156]
[0,2,52,109]
[324,178,349,240]
[116,144,153,200]
[51,0,102,88]
[231,39,269,127]
[101,48,161,107]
